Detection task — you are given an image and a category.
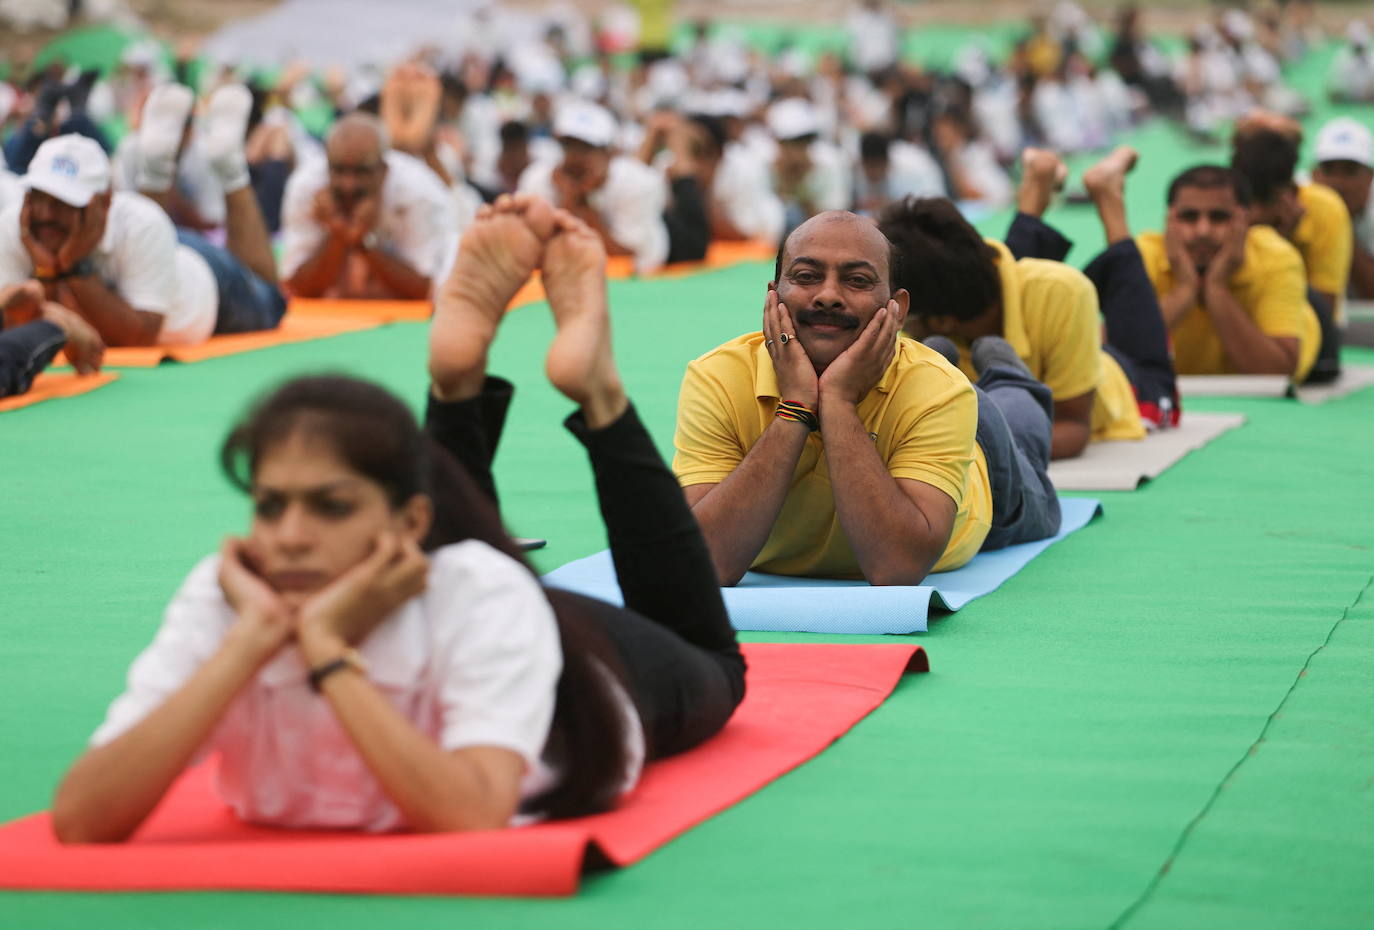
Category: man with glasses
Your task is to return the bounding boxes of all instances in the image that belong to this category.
[281,113,458,300]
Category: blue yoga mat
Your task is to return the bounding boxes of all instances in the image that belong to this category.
[542,497,1103,634]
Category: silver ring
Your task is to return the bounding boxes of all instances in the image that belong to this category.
[779,332,793,345]
[765,338,775,347]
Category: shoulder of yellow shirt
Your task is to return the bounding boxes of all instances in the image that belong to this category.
[1298,181,1349,219]
[1242,224,1305,276]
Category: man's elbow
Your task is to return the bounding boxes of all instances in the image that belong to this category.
[865,558,933,587]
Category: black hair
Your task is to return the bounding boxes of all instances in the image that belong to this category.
[772,215,905,292]
[685,112,727,157]
[1230,129,1298,204]
[1166,164,1253,207]
[859,131,892,162]
[499,120,530,146]
[876,196,1001,321]
[220,375,631,821]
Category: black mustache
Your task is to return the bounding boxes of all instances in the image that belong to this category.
[795,308,860,329]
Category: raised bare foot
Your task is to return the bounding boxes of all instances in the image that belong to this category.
[1016,147,1067,218]
[1082,146,1138,245]
[428,195,550,400]
[1082,145,1138,203]
[541,209,627,429]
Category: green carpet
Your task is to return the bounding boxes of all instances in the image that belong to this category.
[5,30,1374,930]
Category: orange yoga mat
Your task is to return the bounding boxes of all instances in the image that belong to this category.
[0,642,926,897]
[0,371,119,413]
[89,315,384,368]
[286,298,432,323]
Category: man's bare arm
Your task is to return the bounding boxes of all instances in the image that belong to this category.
[683,418,810,586]
[820,398,956,586]
[360,246,433,300]
[56,276,162,346]
[1350,242,1374,299]
[284,229,352,297]
[1202,281,1300,375]
[1050,392,1094,459]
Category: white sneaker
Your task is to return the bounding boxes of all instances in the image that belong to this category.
[136,83,194,193]
[202,83,253,193]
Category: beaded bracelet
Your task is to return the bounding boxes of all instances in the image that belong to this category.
[775,399,819,431]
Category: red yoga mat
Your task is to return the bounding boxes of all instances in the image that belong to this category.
[0,642,926,897]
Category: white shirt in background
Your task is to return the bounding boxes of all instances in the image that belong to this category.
[712,144,785,243]
[0,192,218,345]
[111,135,226,226]
[90,540,586,832]
[518,154,670,274]
[279,150,459,293]
[0,169,22,214]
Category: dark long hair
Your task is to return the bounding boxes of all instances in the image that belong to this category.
[221,374,631,820]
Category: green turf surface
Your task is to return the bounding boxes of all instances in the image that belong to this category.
[5,31,1374,930]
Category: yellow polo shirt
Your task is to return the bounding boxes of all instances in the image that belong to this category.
[674,333,992,579]
[1293,182,1353,320]
[1136,227,1320,381]
[950,240,1145,442]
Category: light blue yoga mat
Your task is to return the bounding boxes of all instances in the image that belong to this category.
[542,497,1103,634]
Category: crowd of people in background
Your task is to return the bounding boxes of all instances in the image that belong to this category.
[0,0,1372,397]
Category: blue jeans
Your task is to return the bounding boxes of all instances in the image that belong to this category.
[974,366,1061,550]
[176,230,286,335]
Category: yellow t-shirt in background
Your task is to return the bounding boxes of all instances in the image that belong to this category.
[1293,181,1354,322]
[673,333,992,579]
[1135,227,1320,381]
[950,240,1146,442]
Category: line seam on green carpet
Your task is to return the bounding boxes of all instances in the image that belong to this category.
[1108,573,1374,929]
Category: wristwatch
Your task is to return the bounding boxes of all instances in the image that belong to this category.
[62,257,97,279]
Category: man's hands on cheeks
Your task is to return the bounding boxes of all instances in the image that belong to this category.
[1163,222,1200,296]
[818,302,900,407]
[19,199,58,273]
[763,286,818,408]
[56,194,109,273]
[348,193,383,247]
[1203,216,1248,297]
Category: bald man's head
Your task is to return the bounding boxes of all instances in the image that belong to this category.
[324,112,390,212]
[771,211,908,372]
[774,211,900,289]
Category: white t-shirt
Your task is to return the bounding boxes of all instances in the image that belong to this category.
[0,192,218,345]
[89,539,595,833]
[112,135,226,226]
[712,144,785,244]
[518,154,670,274]
[0,169,21,214]
[279,150,459,295]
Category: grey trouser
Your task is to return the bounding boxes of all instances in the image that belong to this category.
[974,366,1062,550]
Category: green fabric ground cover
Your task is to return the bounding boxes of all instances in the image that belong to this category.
[3,287,1372,929]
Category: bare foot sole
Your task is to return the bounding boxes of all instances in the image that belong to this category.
[1017,147,1068,217]
[429,202,545,399]
[541,211,626,429]
[1082,146,1139,202]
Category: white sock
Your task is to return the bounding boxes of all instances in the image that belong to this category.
[202,84,253,194]
[135,83,194,194]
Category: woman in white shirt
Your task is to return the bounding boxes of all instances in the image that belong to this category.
[52,196,746,841]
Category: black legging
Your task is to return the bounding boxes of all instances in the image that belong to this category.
[1004,212,1179,423]
[424,377,746,760]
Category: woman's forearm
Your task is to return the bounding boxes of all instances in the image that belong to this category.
[51,629,271,843]
[304,633,524,832]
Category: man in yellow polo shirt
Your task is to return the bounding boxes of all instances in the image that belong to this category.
[878,147,1178,463]
[1136,164,1320,381]
[1232,127,1351,382]
[674,211,1060,586]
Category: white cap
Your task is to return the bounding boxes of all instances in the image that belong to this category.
[767,97,820,142]
[22,134,111,207]
[1314,118,1373,169]
[553,100,617,148]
